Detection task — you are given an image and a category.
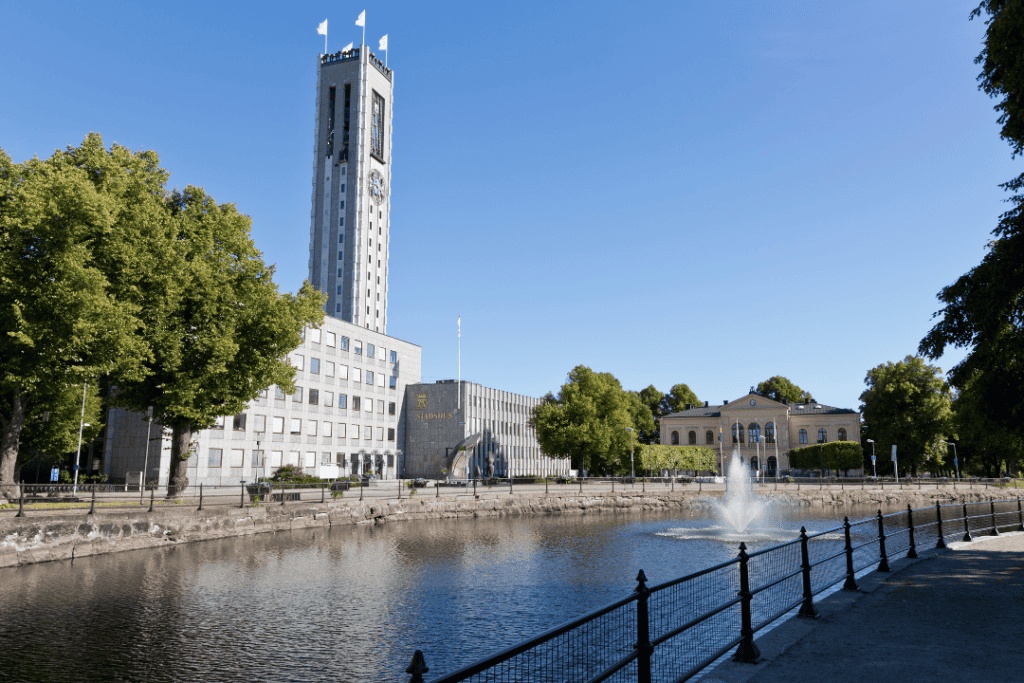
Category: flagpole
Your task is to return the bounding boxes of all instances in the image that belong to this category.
[458,317,461,411]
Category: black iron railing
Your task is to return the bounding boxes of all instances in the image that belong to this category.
[406,499,1024,683]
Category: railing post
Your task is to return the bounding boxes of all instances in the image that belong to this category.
[842,517,858,591]
[877,510,891,572]
[473,478,476,496]
[282,484,287,506]
[732,542,761,663]
[798,527,818,618]
[406,650,429,683]
[359,482,363,501]
[15,491,24,517]
[990,500,1000,536]
[509,476,513,494]
[241,482,246,508]
[321,482,326,503]
[634,569,653,683]
[198,483,203,511]
[935,502,946,549]
[906,505,918,559]
[579,477,583,494]
[642,477,646,493]
[148,487,155,513]
[436,479,439,498]
[1018,499,1024,532]
[87,486,96,515]
[962,502,973,542]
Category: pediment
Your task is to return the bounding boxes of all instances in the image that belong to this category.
[722,392,788,411]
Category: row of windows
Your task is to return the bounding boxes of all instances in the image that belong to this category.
[212,400,397,432]
[798,428,848,444]
[669,425,850,445]
[472,395,533,416]
[298,328,398,363]
[211,419,396,441]
[205,448,395,469]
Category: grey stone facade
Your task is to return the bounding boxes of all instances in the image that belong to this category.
[310,47,394,333]
[402,381,569,479]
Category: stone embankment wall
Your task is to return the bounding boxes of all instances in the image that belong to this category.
[3,488,1021,568]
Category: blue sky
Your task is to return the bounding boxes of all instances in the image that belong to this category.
[1,1,1013,411]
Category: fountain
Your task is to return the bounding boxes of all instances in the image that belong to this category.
[713,449,770,533]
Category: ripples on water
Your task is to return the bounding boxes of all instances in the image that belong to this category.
[0,504,892,682]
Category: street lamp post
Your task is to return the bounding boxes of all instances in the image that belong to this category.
[72,381,88,495]
[868,439,876,478]
[141,407,153,503]
[625,427,635,480]
[948,442,959,481]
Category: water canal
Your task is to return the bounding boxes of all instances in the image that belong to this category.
[0,503,903,682]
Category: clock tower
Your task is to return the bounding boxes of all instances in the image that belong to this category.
[309,46,393,332]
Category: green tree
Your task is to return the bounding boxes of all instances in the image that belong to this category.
[529,366,635,475]
[789,442,863,476]
[665,383,701,413]
[13,383,104,481]
[952,374,1024,477]
[625,391,658,450]
[920,3,1024,437]
[111,186,325,495]
[859,356,954,476]
[633,385,664,444]
[756,376,813,404]
[0,138,157,497]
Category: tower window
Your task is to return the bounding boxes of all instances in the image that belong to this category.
[341,83,351,161]
[339,235,344,243]
[338,251,343,260]
[371,91,385,159]
[326,86,336,158]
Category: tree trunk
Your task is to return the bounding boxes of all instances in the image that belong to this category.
[166,419,192,497]
[0,388,26,501]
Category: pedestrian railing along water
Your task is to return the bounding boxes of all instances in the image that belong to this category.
[404,499,1024,683]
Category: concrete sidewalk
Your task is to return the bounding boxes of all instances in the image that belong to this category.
[704,532,1024,683]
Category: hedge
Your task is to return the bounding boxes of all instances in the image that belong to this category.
[634,444,717,472]
[788,441,863,472]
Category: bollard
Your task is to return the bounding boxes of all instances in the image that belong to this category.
[436,479,439,498]
[842,517,859,591]
[579,477,583,494]
[699,478,702,493]
[322,482,326,503]
[962,502,973,542]
[642,477,646,493]
[509,476,513,494]
[935,502,947,549]
[877,510,891,572]
[359,482,363,501]
[473,478,476,497]
[398,479,401,500]
[732,543,761,663]
[798,527,819,618]
[610,478,613,493]
[671,477,674,492]
[406,650,429,683]
[241,482,246,509]
[148,487,155,513]
[87,486,96,515]
[634,570,653,683]
[990,500,1000,536]
[198,483,203,511]
[1018,499,1024,532]
[15,492,24,518]
[282,484,287,506]
[906,505,918,559]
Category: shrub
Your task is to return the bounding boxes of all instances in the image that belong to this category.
[789,442,862,473]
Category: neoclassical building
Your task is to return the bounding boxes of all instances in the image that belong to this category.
[659,390,861,476]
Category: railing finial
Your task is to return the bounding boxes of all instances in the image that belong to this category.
[635,569,648,592]
[406,650,429,683]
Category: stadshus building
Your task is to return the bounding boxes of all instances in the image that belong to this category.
[103,46,422,486]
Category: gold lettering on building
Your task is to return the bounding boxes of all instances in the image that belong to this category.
[416,412,453,420]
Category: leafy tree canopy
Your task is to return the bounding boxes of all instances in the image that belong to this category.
[665,383,701,413]
[530,366,643,475]
[859,356,953,476]
[920,3,1024,438]
[756,376,813,404]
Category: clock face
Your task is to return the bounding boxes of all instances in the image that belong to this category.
[367,169,387,205]
[750,399,756,406]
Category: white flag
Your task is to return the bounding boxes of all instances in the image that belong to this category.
[379,34,388,51]
[342,42,353,53]
[317,19,328,36]
[355,10,365,27]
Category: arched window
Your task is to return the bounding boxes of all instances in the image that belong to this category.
[818,428,827,443]
[732,423,745,443]
[837,428,847,441]
[706,430,714,445]
[799,429,807,444]
[670,431,679,445]
[765,422,776,443]
[688,431,697,445]
[748,423,760,444]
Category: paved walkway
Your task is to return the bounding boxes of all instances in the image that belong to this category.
[704,532,1024,683]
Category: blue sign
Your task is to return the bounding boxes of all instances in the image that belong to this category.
[73,464,79,471]
[50,467,59,482]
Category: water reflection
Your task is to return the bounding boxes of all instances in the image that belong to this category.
[0,504,899,681]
